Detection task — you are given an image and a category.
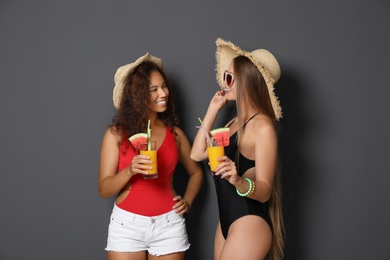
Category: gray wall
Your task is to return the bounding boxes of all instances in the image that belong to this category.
[1,1,389,259]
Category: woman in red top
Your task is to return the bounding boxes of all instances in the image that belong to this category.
[99,53,203,260]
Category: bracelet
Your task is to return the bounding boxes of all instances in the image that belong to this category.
[249,179,256,195]
[236,177,253,197]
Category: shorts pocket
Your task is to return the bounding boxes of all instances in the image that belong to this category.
[108,214,145,241]
[165,214,187,236]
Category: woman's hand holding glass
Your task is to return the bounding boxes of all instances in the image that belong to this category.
[213,156,241,186]
[129,154,154,176]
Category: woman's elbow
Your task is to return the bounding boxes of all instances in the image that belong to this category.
[260,194,271,203]
[98,190,107,199]
[98,186,112,199]
[258,189,272,203]
[190,153,197,161]
[190,151,202,162]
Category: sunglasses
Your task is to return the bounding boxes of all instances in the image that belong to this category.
[223,70,234,87]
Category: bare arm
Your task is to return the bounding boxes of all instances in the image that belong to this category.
[98,127,151,198]
[173,127,204,215]
[190,91,227,161]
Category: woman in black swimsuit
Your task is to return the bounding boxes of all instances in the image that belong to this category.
[191,38,284,260]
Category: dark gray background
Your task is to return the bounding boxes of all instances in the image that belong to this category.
[1,1,389,259]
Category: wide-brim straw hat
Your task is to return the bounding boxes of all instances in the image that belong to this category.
[113,52,162,109]
[215,38,282,120]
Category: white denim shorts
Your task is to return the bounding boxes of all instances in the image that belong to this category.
[105,204,190,256]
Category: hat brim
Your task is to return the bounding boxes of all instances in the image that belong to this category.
[215,38,282,120]
[113,53,162,110]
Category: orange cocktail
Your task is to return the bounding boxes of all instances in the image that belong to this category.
[207,146,225,172]
[140,150,157,174]
[140,140,158,179]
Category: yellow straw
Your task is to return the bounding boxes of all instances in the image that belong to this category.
[147,120,151,150]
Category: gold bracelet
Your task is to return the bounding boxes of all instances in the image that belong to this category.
[249,179,255,195]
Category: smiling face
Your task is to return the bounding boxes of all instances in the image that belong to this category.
[148,70,169,113]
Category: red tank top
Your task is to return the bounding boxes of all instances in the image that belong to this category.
[117,127,179,216]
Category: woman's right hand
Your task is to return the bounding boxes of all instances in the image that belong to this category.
[209,90,227,111]
[129,154,153,176]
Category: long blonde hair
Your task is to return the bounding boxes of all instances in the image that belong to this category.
[234,56,285,260]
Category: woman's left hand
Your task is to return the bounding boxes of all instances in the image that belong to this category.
[214,156,240,186]
[172,196,189,215]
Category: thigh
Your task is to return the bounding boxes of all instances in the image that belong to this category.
[148,252,185,260]
[214,222,225,260]
[107,251,146,260]
[220,216,272,260]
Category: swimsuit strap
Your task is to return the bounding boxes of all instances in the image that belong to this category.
[232,112,259,174]
[243,112,260,128]
[226,112,260,129]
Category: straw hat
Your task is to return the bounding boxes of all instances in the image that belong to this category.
[215,38,282,120]
[113,53,163,109]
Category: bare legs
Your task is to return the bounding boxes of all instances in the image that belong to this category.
[107,251,146,260]
[214,216,272,260]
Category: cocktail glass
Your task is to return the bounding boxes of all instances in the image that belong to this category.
[140,140,158,179]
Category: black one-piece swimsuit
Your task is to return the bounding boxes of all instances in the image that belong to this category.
[213,115,271,239]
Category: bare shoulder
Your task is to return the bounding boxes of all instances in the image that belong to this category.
[103,126,122,144]
[172,126,191,148]
[248,115,276,138]
[172,126,187,140]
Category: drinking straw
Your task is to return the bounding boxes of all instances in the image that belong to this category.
[197,117,217,146]
[197,117,209,141]
[147,120,151,151]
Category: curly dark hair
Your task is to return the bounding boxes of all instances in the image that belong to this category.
[111,61,179,138]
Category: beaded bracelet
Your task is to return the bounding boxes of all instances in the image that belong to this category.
[236,177,253,197]
[249,179,256,195]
